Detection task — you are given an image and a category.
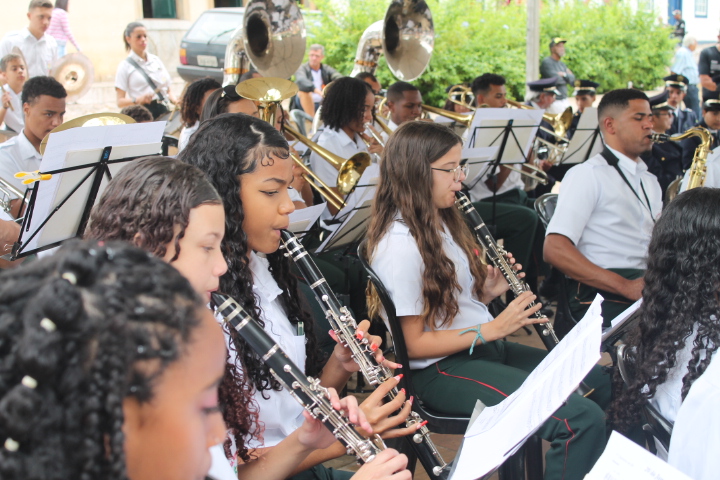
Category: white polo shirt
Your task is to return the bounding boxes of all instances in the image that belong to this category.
[177,121,198,152]
[380,118,399,144]
[0,28,58,78]
[0,130,41,197]
[468,167,523,202]
[220,251,306,450]
[114,51,172,100]
[668,349,720,480]
[546,147,662,270]
[370,217,494,370]
[1,85,24,132]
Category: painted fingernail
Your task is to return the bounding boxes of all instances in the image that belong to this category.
[356,331,364,339]
[394,374,404,381]
[408,396,414,405]
[371,343,379,352]
[400,388,406,395]
[417,420,428,429]
[396,364,403,368]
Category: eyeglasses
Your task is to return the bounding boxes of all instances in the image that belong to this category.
[431,164,469,182]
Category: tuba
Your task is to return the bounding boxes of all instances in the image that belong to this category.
[350,21,384,77]
[382,0,434,81]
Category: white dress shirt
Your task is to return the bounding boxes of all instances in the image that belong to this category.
[370,217,494,370]
[178,121,198,152]
[1,85,24,132]
[219,251,306,449]
[680,147,719,190]
[667,350,720,479]
[0,28,58,78]
[546,147,662,270]
[114,51,172,100]
[380,118,399,144]
[0,130,41,196]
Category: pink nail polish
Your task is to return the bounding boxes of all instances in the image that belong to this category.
[396,364,403,369]
[400,388,406,395]
[371,343,378,352]
[394,373,404,381]
[408,396,414,405]
[417,420,428,429]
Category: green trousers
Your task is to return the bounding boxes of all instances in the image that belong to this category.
[567,268,644,327]
[289,465,353,480]
[473,188,546,279]
[413,341,611,480]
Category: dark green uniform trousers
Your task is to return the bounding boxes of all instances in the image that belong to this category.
[567,268,644,327]
[412,341,611,480]
[289,465,354,480]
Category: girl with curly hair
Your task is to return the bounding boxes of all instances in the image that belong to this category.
[364,121,612,480]
[178,76,221,151]
[179,113,414,480]
[608,188,720,458]
[85,156,401,480]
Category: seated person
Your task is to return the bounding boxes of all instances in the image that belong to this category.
[177,76,221,151]
[120,103,152,123]
[680,90,720,170]
[200,84,259,121]
[567,79,598,139]
[608,188,720,462]
[544,89,662,326]
[640,91,683,198]
[664,73,698,135]
[0,75,65,218]
[0,53,27,132]
[381,81,423,141]
[294,44,342,117]
[356,71,381,95]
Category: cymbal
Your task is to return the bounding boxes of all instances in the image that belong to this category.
[40,113,136,155]
[50,53,95,102]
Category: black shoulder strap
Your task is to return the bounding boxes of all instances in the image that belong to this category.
[125,57,166,102]
[600,147,655,222]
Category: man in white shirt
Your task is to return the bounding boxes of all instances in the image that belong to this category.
[380,81,423,143]
[0,53,27,132]
[294,44,342,117]
[0,0,58,78]
[0,75,65,217]
[544,89,662,325]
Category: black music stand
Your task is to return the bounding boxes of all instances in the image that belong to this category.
[558,107,604,165]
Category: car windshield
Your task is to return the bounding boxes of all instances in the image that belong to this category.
[185,11,243,44]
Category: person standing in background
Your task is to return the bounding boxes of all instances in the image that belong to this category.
[698,30,720,100]
[0,0,58,78]
[671,36,700,118]
[47,0,81,57]
[671,10,686,44]
[540,37,575,114]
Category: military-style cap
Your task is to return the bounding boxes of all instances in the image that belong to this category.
[527,77,560,96]
[703,89,720,111]
[648,91,672,111]
[549,37,567,48]
[574,80,599,96]
[664,74,689,91]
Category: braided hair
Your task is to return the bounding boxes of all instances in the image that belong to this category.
[0,240,204,480]
[85,156,259,461]
[608,188,720,432]
[178,113,325,395]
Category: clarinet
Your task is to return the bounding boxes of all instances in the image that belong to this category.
[455,192,595,397]
[212,292,386,464]
[279,230,449,479]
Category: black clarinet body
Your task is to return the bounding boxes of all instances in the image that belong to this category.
[212,292,385,464]
[279,230,450,479]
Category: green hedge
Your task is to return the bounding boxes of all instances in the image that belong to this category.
[306,0,675,107]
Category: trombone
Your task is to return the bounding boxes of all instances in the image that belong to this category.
[506,99,574,166]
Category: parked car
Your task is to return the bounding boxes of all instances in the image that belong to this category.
[177,7,244,83]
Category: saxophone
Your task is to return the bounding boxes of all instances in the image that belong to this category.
[651,126,712,190]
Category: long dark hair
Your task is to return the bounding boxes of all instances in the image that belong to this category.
[85,156,258,461]
[365,121,487,329]
[320,76,372,131]
[180,77,221,128]
[608,188,720,432]
[178,113,324,393]
[0,240,203,479]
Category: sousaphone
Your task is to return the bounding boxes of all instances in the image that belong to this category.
[382,0,434,81]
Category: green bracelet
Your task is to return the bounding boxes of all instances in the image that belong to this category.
[459,324,486,355]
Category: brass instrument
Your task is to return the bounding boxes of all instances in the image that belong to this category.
[446,84,476,111]
[350,20,384,77]
[420,103,473,127]
[652,127,712,193]
[506,99,574,167]
[223,25,249,86]
[283,123,372,196]
[39,113,136,155]
[383,0,434,81]
[0,176,28,219]
[374,115,393,136]
[363,122,386,148]
[49,53,94,102]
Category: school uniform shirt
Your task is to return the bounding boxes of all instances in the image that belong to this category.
[667,350,720,480]
[668,105,697,136]
[114,51,172,101]
[380,118,398,144]
[208,444,240,480]
[0,130,41,196]
[177,121,198,152]
[0,28,58,78]
[220,251,306,450]
[468,167,523,203]
[546,147,662,270]
[680,147,720,190]
[371,217,494,370]
[1,85,24,132]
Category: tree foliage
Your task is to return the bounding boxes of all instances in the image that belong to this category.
[306,0,675,106]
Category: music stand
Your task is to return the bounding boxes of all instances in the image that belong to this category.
[12,122,165,259]
[315,198,373,255]
[557,107,604,165]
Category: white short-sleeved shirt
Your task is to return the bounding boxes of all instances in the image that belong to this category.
[115,51,172,100]
[208,444,240,480]
[380,119,399,144]
[177,121,198,152]
[0,130,41,196]
[1,85,24,132]
[0,29,57,78]
[370,217,493,370]
[680,147,719,190]
[219,251,306,449]
[546,147,662,270]
[468,167,523,202]
[668,350,720,480]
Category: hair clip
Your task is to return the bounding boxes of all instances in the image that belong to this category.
[4,438,19,452]
[61,272,77,285]
[21,376,37,389]
[137,345,147,354]
[40,318,57,332]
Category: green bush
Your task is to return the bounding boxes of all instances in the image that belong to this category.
[306,0,675,107]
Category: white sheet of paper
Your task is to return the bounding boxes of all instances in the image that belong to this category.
[335,163,378,218]
[450,295,604,480]
[20,133,162,253]
[465,108,544,165]
[316,198,373,253]
[602,299,643,343]
[585,431,691,480]
[288,204,325,236]
[559,108,603,165]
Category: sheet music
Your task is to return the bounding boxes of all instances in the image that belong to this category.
[602,299,642,343]
[559,108,603,165]
[316,198,373,253]
[465,108,544,165]
[288,204,325,236]
[450,295,604,480]
[461,147,499,188]
[585,431,691,480]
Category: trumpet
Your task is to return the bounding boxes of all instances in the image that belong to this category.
[0,177,28,220]
[212,292,386,464]
[363,122,386,148]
